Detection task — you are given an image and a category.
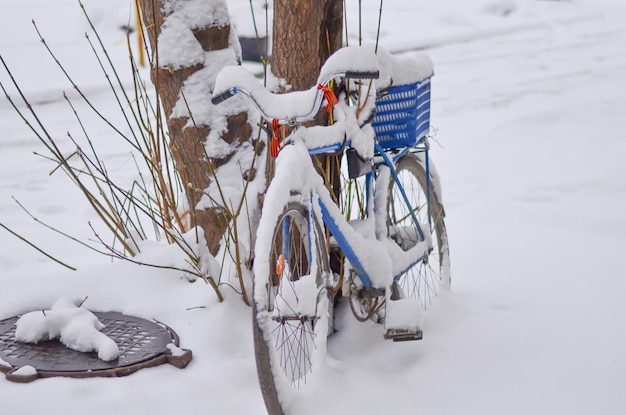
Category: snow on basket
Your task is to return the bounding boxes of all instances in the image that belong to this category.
[0,300,192,383]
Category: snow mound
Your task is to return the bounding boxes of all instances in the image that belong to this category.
[14,298,120,362]
[12,365,37,377]
[377,47,434,87]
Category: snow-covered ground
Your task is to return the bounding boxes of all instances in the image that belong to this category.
[1,0,625,413]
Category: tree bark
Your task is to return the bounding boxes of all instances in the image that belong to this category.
[270,0,344,284]
[272,0,343,90]
[271,0,344,196]
[138,0,251,256]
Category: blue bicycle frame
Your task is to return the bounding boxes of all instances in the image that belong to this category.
[310,141,430,290]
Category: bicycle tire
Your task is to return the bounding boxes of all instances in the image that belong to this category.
[253,201,331,415]
[387,152,450,308]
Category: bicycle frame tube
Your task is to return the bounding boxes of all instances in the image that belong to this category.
[318,199,372,289]
[306,143,431,290]
[425,147,432,228]
[307,200,314,266]
[374,142,426,241]
[392,147,411,163]
[282,216,290,263]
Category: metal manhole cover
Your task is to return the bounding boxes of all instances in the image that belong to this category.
[0,311,192,383]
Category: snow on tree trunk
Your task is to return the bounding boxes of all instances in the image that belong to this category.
[271,0,344,202]
[138,0,255,256]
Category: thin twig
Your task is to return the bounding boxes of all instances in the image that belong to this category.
[12,196,112,257]
[0,222,76,270]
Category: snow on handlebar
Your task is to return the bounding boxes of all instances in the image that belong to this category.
[211,46,380,124]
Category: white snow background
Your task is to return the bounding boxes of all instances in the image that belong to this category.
[1,0,625,413]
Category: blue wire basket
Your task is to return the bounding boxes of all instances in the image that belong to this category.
[372,79,431,149]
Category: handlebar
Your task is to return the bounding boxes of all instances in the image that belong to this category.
[211,46,380,124]
[211,87,238,106]
[345,70,380,80]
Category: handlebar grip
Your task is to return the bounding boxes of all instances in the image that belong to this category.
[345,70,380,80]
[211,87,238,105]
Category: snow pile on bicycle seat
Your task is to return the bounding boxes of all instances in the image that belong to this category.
[377,47,434,86]
[318,45,380,81]
[15,298,120,362]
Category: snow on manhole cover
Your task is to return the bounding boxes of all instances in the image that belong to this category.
[0,311,192,383]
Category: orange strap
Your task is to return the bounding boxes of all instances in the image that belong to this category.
[275,254,285,276]
[270,119,281,157]
[317,84,338,113]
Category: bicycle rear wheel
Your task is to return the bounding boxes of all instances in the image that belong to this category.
[253,201,331,415]
[387,152,450,308]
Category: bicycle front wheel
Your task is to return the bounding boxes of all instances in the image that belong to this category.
[387,152,450,308]
[253,201,331,415]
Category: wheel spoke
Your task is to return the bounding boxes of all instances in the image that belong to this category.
[253,202,331,412]
[387,154,450,309]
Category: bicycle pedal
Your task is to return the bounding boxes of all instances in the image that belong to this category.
[384,327,423,342]
[383,296,423,342]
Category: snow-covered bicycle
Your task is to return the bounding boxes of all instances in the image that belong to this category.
[212,46,450,414]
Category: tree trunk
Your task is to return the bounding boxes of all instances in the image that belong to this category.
[272,0,343,90]
[271,0,344,196]
[271,0,344,286]
[138,0,251,256]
